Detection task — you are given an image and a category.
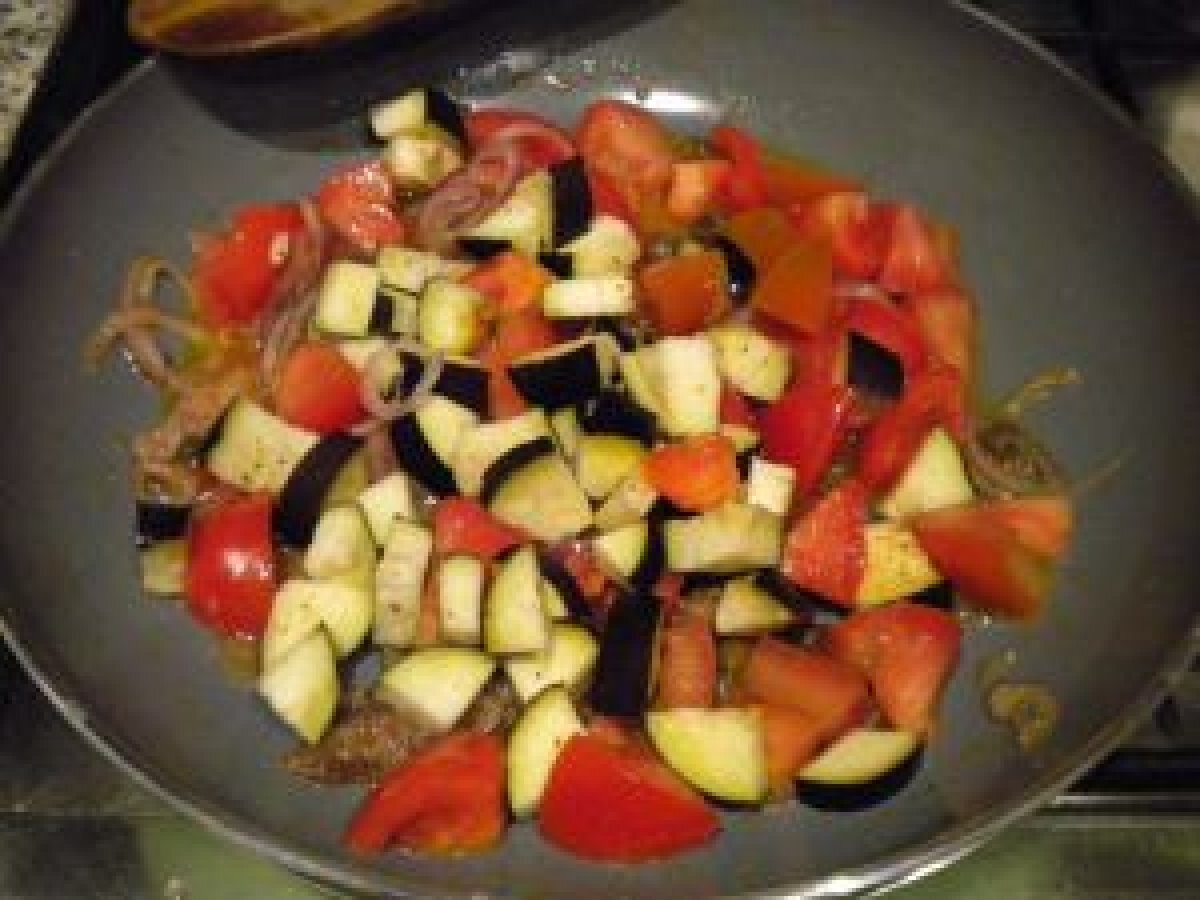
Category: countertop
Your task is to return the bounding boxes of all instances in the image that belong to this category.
[0,0,70,164]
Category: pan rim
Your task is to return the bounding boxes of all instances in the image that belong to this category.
[3,3,1200,896]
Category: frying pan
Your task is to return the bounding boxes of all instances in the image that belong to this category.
[2,1,1199,896]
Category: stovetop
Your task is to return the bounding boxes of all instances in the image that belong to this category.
[2,1,1200,898]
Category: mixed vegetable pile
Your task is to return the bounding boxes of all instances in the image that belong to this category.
[90,88,1074,863]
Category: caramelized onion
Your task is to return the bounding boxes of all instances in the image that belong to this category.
[965,418,1066,498]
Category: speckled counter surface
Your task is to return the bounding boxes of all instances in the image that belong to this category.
[0,0,71,163]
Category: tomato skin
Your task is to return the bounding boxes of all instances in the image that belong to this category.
[550,542,611,608]
[910,505,1053,620]
[273,342,365,434]
[192,203,306,327]
[906,287,974,380]
[780,479,869,607]
[344,731,505,856]
[710,125,771,212]
[656,610,718,708]
[741,638,871,743]
[751,237,835,334]
[585,166,637,225]
[878,205,950,296]
[825,603,962,735]
[793,191,891,281]
[464,108,576,168]
[638,250,731,337]
[316,160,406,255]
[642,435,740,513]
[184,494,277,639]
[538,732,719,862]
[432,497,527,563]
[758,379,855,497]
[476,307,560,418]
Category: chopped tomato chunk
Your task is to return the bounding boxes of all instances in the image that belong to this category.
[344,731,505,855]
[192,203,306,326]
[463,251,552,315]
[316,160,406,254]
[759,704,827,791]
[858,367,965,491]
[741,638,870,743]
[780,479,869,607]
[538,731,719,861]
[825,603,962,735]
[910,501,1058,620]
[793,191,891,281]
[576,100,675,194]
[711,125,770,211]
[724,206,797,272]
[751,236,835,333]
[273,342,365,434]
[638,250,731,336]
[759,379,855,496]
[433,497,527,562]
[878,205,950,296]
[642,435,740,513]
[185,494,277,639]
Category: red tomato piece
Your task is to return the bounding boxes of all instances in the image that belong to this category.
[759,704,827,791]
[652,572,687,617]
[462,251,552,315]
[316,160,406,255]
[476,307,560,418]
[576,100,676,194]
[344,731,505,856]
[666,159,731,224]
[192,203,306,327]
[638,250,731,336]
[724,206,798,272]
[825,603,962,735]
[910,502,1057,620]
[718,384,758,429]
[751,237,835,334]
[755,314,849,388]
[538,732,719,862]
[185,494,277,639]
[642,435,740,513]
[845,295,929,379]
[906,287,974,379]
[710,125,771,212]
[792,191,891,281]
[464,108,576,168]
[858,367,965,492]
[656,610,718,709]
[779,479,869,607]
[741,638,871,743]
[272,342,365,434]
[878,205,950,296]
[585,166,637,225]
[432,497,527,563]
[984,494,1074,560]
[758,379,855,497]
